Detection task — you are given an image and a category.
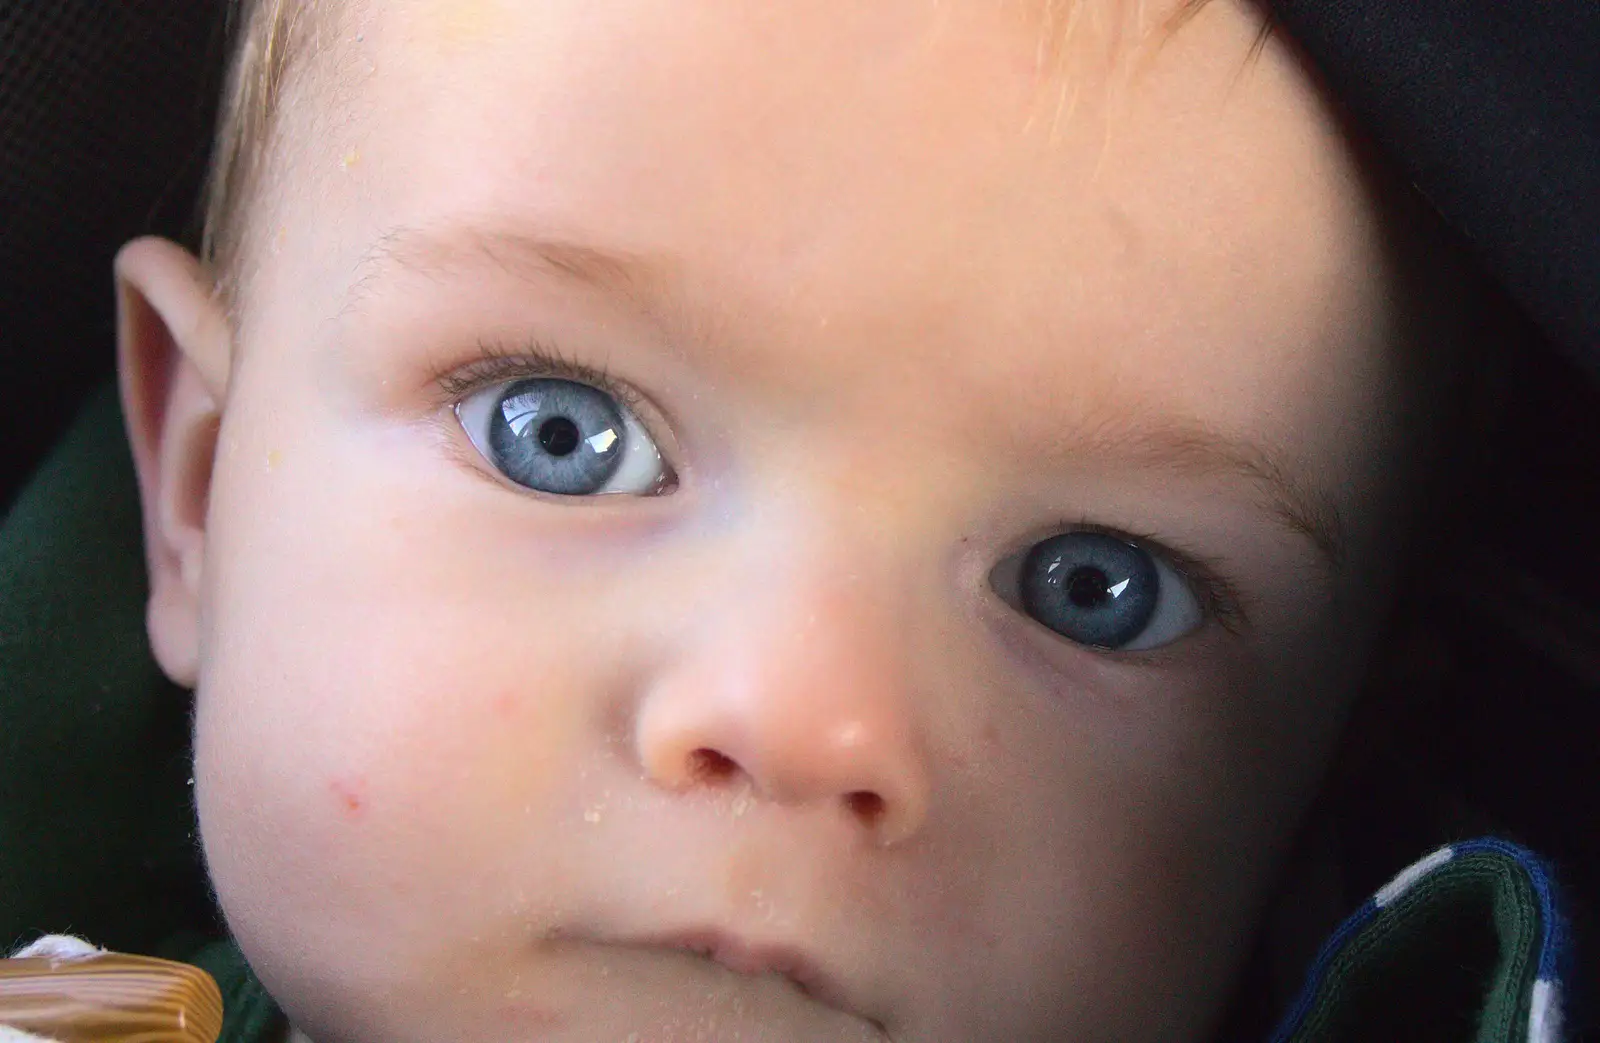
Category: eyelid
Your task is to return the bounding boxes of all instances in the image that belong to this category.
[432,337,646,414]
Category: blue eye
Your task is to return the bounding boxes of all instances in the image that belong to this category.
[1015,531,1203,651]
[456,378,670,496]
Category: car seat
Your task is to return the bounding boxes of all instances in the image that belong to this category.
[1,0,228,955]
[0,1,223,508]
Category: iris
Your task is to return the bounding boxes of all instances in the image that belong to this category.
[1019,532,1161,649]
[485,379,626,495]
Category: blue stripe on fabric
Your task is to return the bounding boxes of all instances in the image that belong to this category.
[1263,838,1574,1043]
[1264,898,1380,1043]
[1450,838,1570,988]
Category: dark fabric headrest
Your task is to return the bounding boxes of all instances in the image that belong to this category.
[1267,0,1600,380]
[0,2,225,510]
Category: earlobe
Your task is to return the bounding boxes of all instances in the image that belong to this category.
[114,237,232,689]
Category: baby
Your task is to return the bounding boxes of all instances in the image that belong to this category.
[111,0,1475,1040]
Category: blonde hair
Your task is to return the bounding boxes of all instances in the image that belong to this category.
[203,0,306,297]
[200,0,1237,301]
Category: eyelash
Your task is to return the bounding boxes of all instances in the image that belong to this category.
[431,340,1252,637]
[433,337,647,416]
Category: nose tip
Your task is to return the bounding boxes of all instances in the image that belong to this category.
[634,679,930,847]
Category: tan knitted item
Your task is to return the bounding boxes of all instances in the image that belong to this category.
[1,937,222,1043]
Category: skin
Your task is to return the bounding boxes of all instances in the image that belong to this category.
[116,0,1440,1039]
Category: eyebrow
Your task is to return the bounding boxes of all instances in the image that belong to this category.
[348,224,1348,574]
[1069,420,1347,574]
[348,224,664,319]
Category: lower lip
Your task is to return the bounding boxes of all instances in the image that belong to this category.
[543,933,873,1035]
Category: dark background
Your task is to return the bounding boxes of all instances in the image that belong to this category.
[1,2,223,503]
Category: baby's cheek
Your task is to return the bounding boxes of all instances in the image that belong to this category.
[204,614,588,892]
[193,602,608,1039]
[982,653,1308,1016]
[194,441,603,966]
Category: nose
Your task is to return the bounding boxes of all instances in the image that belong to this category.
[633,567,931,846]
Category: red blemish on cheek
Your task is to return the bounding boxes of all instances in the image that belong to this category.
[330,775,368,819]
[492,692,519,719]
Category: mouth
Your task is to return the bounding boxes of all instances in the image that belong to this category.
[661,930,826,992]
[610,927,882,1032]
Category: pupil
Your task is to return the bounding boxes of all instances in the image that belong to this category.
[1066,566,1111,608]
[538,416,581,457]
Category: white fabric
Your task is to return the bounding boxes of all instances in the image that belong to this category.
[7,935,103,962]
[1530,979,1564,1043]
[1373,846,1455,908]
[0,1027,61,1043]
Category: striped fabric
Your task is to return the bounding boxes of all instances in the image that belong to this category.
[1269,838,1573,1043]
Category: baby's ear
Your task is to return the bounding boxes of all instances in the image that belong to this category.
[114,237,231,689]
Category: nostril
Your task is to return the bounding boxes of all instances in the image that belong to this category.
[689,748,739,784]
[845,790,886,825]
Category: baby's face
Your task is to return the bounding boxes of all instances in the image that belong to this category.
[173,1,1422,1039]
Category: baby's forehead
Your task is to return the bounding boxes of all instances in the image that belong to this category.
[280,7,1373,329]
[278,0,1349,278]
[252,0,1211,209]
[234,1,1271,317]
